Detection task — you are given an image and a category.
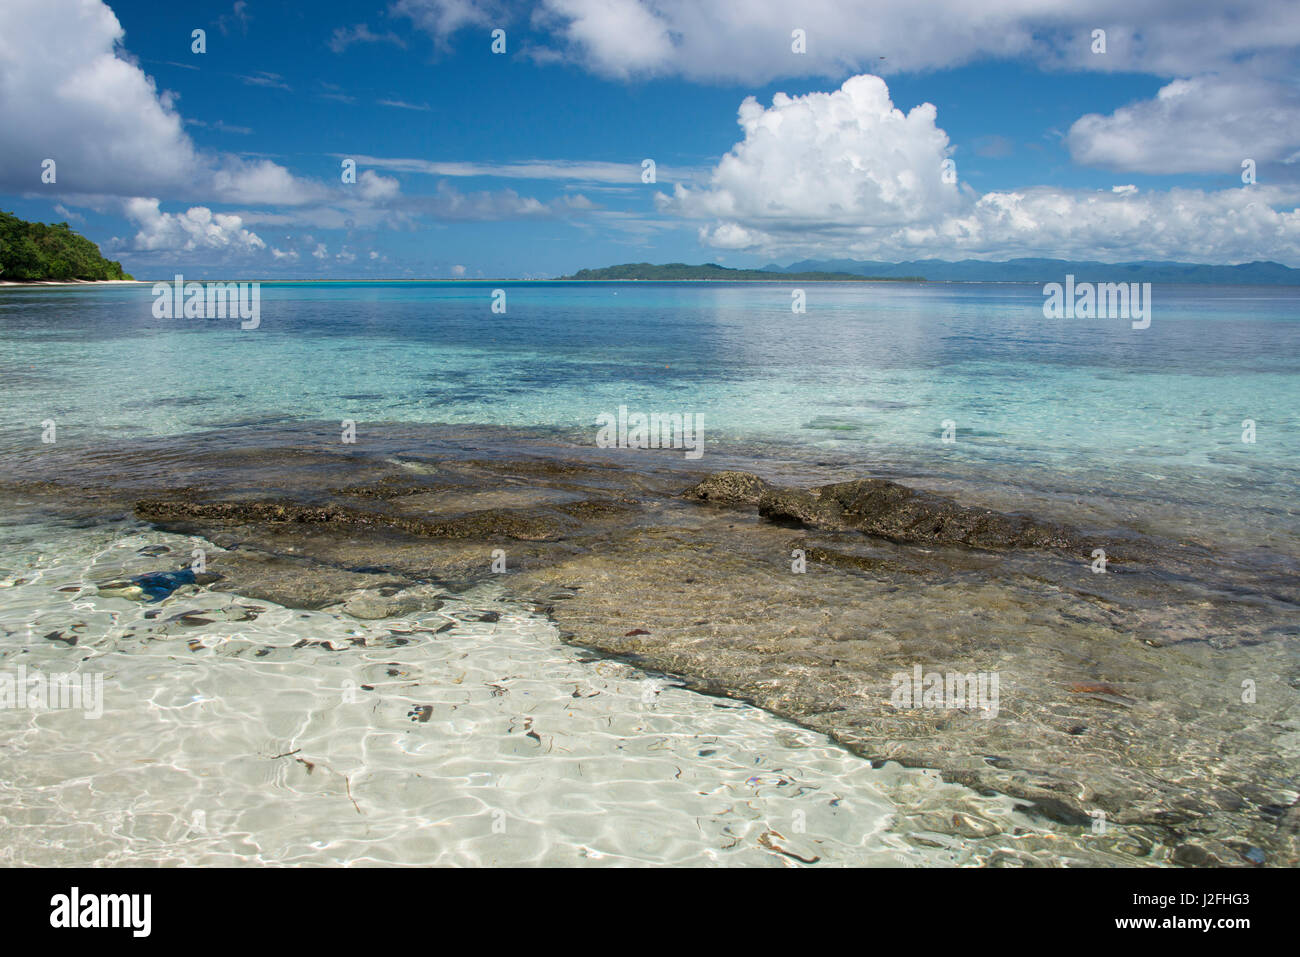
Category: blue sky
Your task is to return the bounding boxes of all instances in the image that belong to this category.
[2,0,1299,277]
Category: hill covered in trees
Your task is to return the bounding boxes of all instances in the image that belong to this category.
[561,262,921,281]
[0,211,131,281]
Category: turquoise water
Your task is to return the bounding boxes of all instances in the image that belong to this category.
[3,280,1296,545]
[1,279,1297,866]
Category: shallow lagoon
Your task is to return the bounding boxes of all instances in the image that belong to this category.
[1,281,1296,866]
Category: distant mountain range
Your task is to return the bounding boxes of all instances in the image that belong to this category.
[761,257,1300,284]
[561,262,921,281]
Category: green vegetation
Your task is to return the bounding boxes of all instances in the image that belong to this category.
[0,210,131,281]
[561,262,923,281]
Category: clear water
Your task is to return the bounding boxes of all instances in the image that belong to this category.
[1,280,1296,866]
[3,281,1296,533]
[1,282,1294,464]
[0,518,1107,867]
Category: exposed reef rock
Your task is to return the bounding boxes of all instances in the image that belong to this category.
[760,477,1082,549]
[3,433,1294,865]
[689,470,1085,551]
[683,470,772,507]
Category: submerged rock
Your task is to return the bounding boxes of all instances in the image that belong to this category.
[685,471,1082,551]
[340,586,444,620]
[758,487,841,528]
[813,478,1080,550]
[135,497,568,541]
[683,470,772,507]
[97,568,222,603]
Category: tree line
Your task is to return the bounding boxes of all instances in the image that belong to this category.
[0,210,131,281]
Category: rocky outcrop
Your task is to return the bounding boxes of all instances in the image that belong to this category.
[760,477,1082,550]
[686,471,1084,551]
[683,470,772,506]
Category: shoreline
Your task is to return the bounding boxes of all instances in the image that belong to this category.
[0,278,143,286]
[6,277,1299,287]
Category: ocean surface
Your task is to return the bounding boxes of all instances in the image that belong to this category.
[3,281,1298,535]
[1,280,1297,866]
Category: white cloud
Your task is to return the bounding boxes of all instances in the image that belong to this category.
[0,0,201,196]
[905,185,1300,263]
[392,0,504,48]
[216,1,251,37]
[403,181,554,219]
[1069,73,1300,174]
[395,2,1300,179]
[400,1,1300,84]
[663,76,961,232]
[329,23,406,53]
[240,72,291,91]
[358,169,401,203]
[211,156,327,206]
[535,0,674,78]
[0,0,322,206]
[350,155,689,183]
[124,198,266,253]
[377,98,432,111]
[670,75,1300,264]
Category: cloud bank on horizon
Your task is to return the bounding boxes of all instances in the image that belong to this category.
[1,0,1299,275]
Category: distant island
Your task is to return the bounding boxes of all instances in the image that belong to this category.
[561,262,923,281]
[762,256,1300,285]
[0,211,132,282]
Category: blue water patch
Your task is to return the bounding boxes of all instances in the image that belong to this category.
[1,280,1296,526]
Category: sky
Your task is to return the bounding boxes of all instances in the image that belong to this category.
[2,0,1299,278]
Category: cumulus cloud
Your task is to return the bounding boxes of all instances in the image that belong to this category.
[899,185,1300,263]
[662,76,961,233]
[0,0,202,196]
[670,75,1300,264]
[211,156,327,206]
[534,0,675,78]
[123,198,266,253]
[358,170,402,203]
[1068,73,1300,174]
[0,0,321,206]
